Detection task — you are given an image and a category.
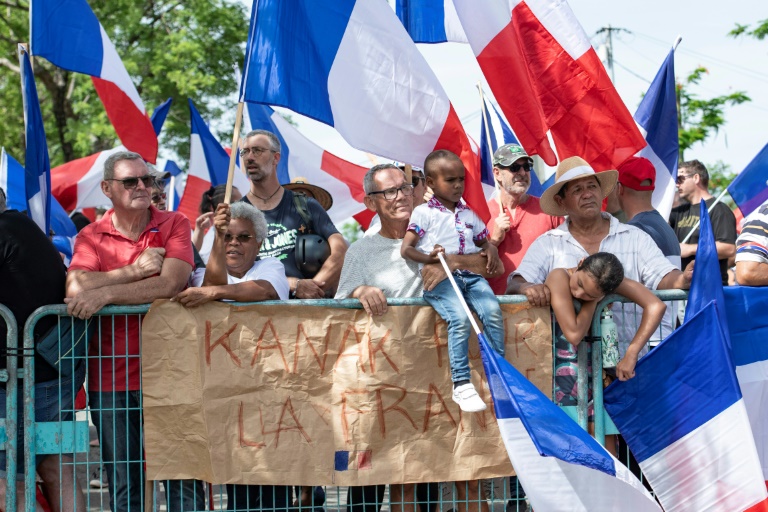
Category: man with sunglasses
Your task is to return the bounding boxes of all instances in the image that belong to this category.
[486,144,562,295]
[669,159,736,285]
[65,151,203,512]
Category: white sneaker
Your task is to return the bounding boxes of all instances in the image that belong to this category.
[452,383,487,412]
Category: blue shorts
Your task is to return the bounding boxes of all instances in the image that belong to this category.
[0,363,85,480]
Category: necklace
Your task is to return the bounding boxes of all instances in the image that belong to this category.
[251,185,281,202]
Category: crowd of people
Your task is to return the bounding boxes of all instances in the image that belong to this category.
[2,128,767,512]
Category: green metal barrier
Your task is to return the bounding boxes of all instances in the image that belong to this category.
[1,304,19,512]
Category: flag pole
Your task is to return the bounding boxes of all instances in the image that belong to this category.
[680,188,729,244]
[476,83,502,210]
[167,174,176,211]
[673,35,682,51]
[224,102,245,204]
[437,253,483,335]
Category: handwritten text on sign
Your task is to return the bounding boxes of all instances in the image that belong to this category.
[141,301,552,485]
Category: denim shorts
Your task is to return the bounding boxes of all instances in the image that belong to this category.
[0,362,86,480]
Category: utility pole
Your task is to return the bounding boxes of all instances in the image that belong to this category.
[594,25,631,83]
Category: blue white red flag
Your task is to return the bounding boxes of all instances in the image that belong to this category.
[479,98,499,187]
[163,160,184,212]
[605,301,768,511]
[476,334,660,511]
[51,147,125,211]
[176,100,251,223]
[151,97,173,137]
[244,104,370,225]
[239,0,490,222]
[728,143,768,218]
[453,0,645,170]
[0,147,26,211]
[395,0,467,43]
[31,0,158,162]
[19,45,51,235]
[633,48,679,219]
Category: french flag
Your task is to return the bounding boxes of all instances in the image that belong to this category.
[634,48,679,220]
[244,104,371,226]
[31,0,158,163]
[164,160,184,212]
[728,143,768,218]
[51,146,125,211]
[453,0,646,170]
[176,99,251,223]
[19,45,51,235]
[395,0,467,43]
[239,0,490,222]
[605,301,768,512]
[476,334,660,510]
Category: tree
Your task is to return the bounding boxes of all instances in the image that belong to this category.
[676,67,750,162]
[0,0,248,166]
[730,19,768,40]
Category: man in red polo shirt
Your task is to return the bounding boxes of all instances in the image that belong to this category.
[66,151,200,512]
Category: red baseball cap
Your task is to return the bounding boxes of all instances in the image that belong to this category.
[617,156,655,191]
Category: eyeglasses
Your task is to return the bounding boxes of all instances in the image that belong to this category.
[151,192,167,203]
[501,162,533,173]
[412,175,425,187]
[675,174,693,185]
[239,146,276,157]
[106,175,155,190]
[368,184,415,200]
[223,233,256,244]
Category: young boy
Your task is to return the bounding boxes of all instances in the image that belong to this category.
[401,150,505,412]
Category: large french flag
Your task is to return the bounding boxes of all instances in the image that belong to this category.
[239,0,490,222]
[395,0,468,43]
[51,146,125,211]
[453,0,646,170]
[634,48,679,220]
[19,45,51,235]
[605,301,768,512]
[176,100,251,223]
[31,0,158,163]
[728,143,768,218]
[244,104,371,225]
[476,335,660,511]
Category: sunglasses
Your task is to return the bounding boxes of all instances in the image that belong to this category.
[223,233,256,244]
[151,192,167,203]
[502,162,533,173]
[412,175,425,187]
[675,174,692,185]
[107,175,155,190]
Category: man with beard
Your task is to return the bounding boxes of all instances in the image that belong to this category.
[239,129,347,299]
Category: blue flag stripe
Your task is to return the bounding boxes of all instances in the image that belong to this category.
[246,104,291,185]
[604,302,741,462]
[188,99,232,187]
[396,0,448,43]
[724,287,768,366]
[151,97,173,136]
[727,143,768,217]
[479,99,498,186]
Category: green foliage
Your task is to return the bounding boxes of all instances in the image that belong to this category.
[676,67,750,162]
[704,160,736,208]
[730,19,768,40]
[0,0,248,166]
[339,220,363,244]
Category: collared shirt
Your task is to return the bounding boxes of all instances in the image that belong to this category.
[513,213,677,355]
[408,197,489,256]
[69,206,194,391]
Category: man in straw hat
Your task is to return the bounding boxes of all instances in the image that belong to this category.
[239,129,347,299]
[508,156,692,388]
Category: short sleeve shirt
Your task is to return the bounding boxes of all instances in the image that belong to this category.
[69,206,194,391]
[408,198,489,256]
[242,190,339,278]
[191,257,290,300]
[736,203,768,265]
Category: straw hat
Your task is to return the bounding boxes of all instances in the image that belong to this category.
[283,177,333,211]
[539,157,618,216]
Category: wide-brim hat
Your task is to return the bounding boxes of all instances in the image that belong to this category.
[539,157,618,216]
[283,177,333,211]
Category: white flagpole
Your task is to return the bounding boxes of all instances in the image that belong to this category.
[680,188,729,244]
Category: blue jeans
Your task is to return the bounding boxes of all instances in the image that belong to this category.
[423,271,505,383]
[0,363,86,480]
[90,390,206,512]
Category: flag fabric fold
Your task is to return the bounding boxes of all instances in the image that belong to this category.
[605,301,768,512]
[0,148,26,211]
[31,0,158,162]
[479,98,499,187]
[395,0,468,43]
[476,334,660,511]
[728,143,768,218]
[244,104,369,225]
[634,48,679,219]
[19,45,51,235]
[453,0,646,171]
[151,97,173,137]
[239,0,489,222]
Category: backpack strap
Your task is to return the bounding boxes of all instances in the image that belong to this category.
[292,193,315,234]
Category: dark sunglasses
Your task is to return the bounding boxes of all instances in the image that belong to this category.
[223,233,255,244]
[107,175,155,190]
[502,162,533,173]
[412,175,425,187]
[151,192,167,203]
[675,174,692,185]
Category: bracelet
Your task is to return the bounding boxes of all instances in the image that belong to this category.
[290,279,301,298]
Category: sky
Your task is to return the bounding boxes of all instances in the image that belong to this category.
[252,1,768,178]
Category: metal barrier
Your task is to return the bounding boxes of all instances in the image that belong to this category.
[1,304,19,512]
[19,298,547,512]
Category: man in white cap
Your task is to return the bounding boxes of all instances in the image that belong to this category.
[508,157,691,390]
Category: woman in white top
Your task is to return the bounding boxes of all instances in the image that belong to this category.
[175,201,289,305]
